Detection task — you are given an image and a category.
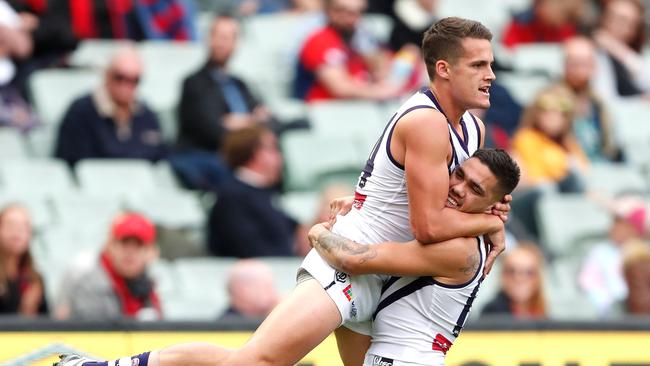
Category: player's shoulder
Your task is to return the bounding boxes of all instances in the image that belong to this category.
[397,106,448,134]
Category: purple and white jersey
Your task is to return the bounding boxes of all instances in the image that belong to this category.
[365,237,488,366]
[332,88,482,246]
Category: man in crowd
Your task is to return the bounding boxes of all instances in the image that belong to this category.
[55,44,167,166]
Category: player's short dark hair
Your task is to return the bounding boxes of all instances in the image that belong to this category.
[421,17,492,80]
[472,148,520,197]
[222,124,269,169]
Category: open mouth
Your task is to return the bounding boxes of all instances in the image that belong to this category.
[446,196,460,208]
[479,86,490,96]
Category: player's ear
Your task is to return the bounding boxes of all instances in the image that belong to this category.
[436,60,451,80]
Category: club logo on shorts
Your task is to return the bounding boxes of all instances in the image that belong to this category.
[372,355,394,366]
[342,284,353,301]
[350,300,357,318]
[335,271,348,283]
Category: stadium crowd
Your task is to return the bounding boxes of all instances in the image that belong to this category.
[0,0,650,323]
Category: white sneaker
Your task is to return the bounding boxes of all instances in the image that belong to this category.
[54,354,99,366]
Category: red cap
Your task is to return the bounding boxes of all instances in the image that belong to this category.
[111,213,156,245]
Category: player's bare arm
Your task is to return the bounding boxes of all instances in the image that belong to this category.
[393,109,503,244]
[309,223,479,283]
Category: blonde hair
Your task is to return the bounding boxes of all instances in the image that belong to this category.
[520,85,576,131]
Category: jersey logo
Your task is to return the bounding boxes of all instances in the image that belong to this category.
[335,271,348,283]
[342,284,353,301]
[372,355,394,366]
[432,333,453,354]
[353,191,367,210]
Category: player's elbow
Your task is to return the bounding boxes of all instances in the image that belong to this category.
[412,221,444,244]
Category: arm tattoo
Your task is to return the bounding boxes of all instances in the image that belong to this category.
[315,231,378,265]
[459,253,479,276]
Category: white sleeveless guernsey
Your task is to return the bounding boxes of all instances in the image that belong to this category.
[364,238,488,366]
[299,88,482,334]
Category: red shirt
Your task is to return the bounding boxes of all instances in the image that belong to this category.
[501,15,577,49]
[297,26,370,102]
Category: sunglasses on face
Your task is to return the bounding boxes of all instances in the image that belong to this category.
[111,72,141,85]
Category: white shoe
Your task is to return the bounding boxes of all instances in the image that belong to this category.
[54,354,99,366]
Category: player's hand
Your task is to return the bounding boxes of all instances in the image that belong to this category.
[483,227,506,276]
[329,195,355,225]
[490,194,512,223]
[307,222,332,248]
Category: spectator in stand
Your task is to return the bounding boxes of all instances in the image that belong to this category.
[54,44,167,166]
[0,0,41,131]
[481,243,548,320]
[235,0,322,15]
[294,0,403,102]
[173,14,278,191]
[219,259,280,321]
[46,0,196,41]
[580,195,649,316]
[0,204,47,317]
[555,36,621,162]
[501,0,580,49]
[208,125,308,258]
[592,0,650,98]
[622,240,650,315]
[9,0,78,98]
[511,85,589,192]
[62,213,162,320]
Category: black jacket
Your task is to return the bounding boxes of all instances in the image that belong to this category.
[176,64,259,152]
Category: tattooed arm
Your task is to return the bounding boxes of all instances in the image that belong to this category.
[308,223,481,281]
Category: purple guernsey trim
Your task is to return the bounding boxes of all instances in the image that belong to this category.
[385,105,435,170]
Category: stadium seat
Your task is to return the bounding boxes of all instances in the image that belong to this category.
[266,98,308,125]
[281,131,364,191]
[0,191,52,230]
[584,163,648,196]
[437,0,512,41]
[75,159,159,198]
[0,129,28,159]
[124,191,205,229]
[280,190,320,224]
[307,100,386,147]
[608,98,650,143]
[68,40,127,69]
[536,193,611,258]
[28,69,100,126]
[230,13,321,101]
[497,72,551,105]
[0,159,76,198]
[255,257,303,297]
[50,192,123,231]
[24,124,57,158]
[511,44,564,78]
[621,140,650,168]
[544,256,598,320]
[154,160,183,191]
[170,257,237,320]
[138,41,206,112]
[147,259,179,313]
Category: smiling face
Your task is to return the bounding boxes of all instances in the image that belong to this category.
[445,157,501,213]
[445,38,495,110]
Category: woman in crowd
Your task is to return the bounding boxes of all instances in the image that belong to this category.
[0,203,47,316]
[482,243,548,319]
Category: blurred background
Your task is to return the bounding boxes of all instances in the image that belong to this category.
[1,0,650,364]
